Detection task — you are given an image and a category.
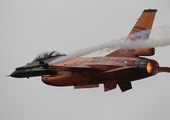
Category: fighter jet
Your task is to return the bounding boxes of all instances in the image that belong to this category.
[9,9,170,92]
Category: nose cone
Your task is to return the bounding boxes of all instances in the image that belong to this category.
[10,67,56,78]
[10,66,28,78]
[10,70,26,78]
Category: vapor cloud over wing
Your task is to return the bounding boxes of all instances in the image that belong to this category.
[122,25,170,49]
[49,25,170,65]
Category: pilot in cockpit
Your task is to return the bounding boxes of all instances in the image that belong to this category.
[32,51,66,62]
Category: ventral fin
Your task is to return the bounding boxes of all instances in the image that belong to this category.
[104,80,117,92]
[118,81,132,92]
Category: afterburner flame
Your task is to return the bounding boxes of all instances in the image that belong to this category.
[147,62,153,74]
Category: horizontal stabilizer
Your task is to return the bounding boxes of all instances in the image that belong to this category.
[104,80,117,92]
[74,84,99,89]
[118,81,132,92]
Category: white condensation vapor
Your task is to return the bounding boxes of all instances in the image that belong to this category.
[49,37,125,65]
[49,25,170,65]
[122,25,170,49]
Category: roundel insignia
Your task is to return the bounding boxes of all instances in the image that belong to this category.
[119,50,129,54]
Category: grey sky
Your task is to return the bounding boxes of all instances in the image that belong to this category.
[1,0,170,120]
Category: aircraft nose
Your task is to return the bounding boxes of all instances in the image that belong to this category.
[10,67,56,78]
[10,70,25,78]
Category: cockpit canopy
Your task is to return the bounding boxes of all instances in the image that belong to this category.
[33,51,66,62]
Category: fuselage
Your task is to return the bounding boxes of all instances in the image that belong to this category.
[43,56,159,86]
[10,55,159,87]
[42,56,137,86]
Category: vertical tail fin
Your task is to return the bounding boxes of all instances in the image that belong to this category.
[128,9,157,37]
[106,9,157,57]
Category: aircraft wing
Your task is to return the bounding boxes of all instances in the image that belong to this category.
[102,66,136,73]
[48,63,125,72]
[48,65,101,72]
[49,64,136,92]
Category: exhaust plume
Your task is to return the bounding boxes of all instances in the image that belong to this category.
[49,25,170,65]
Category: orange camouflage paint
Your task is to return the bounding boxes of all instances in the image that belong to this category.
[11,9,168,92]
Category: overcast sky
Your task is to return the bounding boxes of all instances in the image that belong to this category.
[1,0,170,120]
